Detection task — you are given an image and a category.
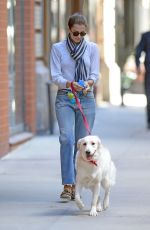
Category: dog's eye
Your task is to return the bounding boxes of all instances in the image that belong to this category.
[83,143,87,146]
[91,142,95,145]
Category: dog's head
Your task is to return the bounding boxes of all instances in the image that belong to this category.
[77,135,101,162]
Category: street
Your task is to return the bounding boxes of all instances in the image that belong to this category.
[0,105,150,230]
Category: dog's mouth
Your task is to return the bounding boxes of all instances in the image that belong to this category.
[86,151,96,161]
[86,154,94,160]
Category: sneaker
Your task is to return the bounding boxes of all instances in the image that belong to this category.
[60,185,72,200]
[71,185,75,200]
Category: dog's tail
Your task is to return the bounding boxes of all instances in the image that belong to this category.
[110,161,116,186]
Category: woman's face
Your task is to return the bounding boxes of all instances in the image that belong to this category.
[69,24,86,43]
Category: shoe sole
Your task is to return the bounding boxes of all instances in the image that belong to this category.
[60,195,71,200]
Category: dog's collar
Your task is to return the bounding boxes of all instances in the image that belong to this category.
[89,159,98,166]
[82,157,98,166]
[81,151,98,167]
[87,150,98,166]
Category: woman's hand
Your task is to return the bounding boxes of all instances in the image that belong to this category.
[72,82,84,91]
[82,80,94,95]
[66,81,83,91]
[66,80,94,93]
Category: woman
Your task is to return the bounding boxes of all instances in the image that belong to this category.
[50,13,100,200]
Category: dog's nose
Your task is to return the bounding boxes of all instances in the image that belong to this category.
[86,150,91,155]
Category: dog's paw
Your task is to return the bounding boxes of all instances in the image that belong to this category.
[89,207,98,216]
[96,205,102,212]
[75,200,84,210]
[103,197,109,210]
[103,202,109,210]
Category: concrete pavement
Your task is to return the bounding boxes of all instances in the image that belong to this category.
[0,105,150,230]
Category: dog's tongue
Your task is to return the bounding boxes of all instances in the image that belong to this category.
[87,155,93,160]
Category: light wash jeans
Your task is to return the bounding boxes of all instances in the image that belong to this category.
[55,90,96,185]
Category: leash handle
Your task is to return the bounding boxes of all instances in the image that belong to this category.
[71,82,91,135]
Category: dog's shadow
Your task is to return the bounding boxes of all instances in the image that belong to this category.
[33,200,92,217]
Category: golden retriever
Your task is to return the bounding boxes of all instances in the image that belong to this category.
[75,135,116,216]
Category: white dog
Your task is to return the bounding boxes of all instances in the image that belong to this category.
[75,135,116,216]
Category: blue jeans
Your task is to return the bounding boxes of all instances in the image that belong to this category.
[55,90,96,185]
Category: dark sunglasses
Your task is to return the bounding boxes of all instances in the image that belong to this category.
[71,30,86,37]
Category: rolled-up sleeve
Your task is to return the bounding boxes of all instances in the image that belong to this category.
[89,43,100,83]
[50,44,67,88]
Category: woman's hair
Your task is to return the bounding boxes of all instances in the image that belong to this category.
[68,13,88,29]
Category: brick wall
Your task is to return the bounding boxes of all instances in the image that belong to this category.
[14,2,24,127]
[15,1,36,132]
[0,1,9,157]
[23,1,36,133]
[0,1,36,157]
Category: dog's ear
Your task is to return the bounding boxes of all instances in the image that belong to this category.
[77,138,83,150]
[95,136,101,149]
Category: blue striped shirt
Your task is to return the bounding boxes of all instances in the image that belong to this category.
[50,39,100,89]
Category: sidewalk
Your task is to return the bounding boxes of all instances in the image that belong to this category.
[0,105,150,230]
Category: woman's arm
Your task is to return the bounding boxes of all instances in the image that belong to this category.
[50,44,67,88]
[89,43,100,84]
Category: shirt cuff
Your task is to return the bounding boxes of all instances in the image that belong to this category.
[88,76,98,84]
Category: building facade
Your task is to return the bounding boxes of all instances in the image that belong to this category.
[0,1,9,156]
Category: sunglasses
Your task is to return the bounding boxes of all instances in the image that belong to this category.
[71,30,86,37]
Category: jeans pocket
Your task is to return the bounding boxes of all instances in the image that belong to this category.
[55,94,70,109]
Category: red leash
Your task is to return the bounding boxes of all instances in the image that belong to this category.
[89,159,97,166]
[71,82,91,135]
